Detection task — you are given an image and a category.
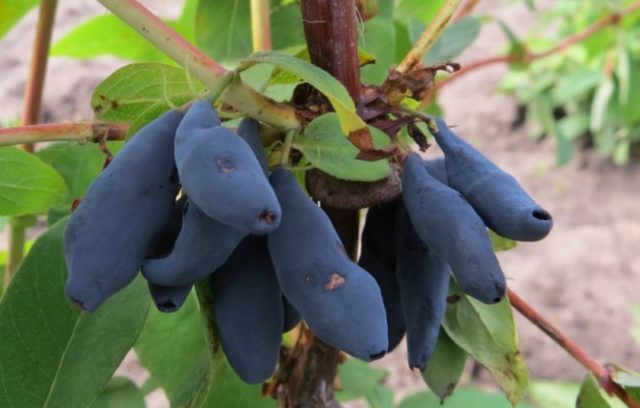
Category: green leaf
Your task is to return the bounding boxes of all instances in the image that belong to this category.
[200,356,276,408]
[590,76,615,133]
[396,0,445,24]
[36,142,106,203]
[196,1,304,64]
[88,377,145,408]
[442,280,529,405]
[422,330,467,401]
[528,381,582,408]
[0,146,68,216]
[536,95,573,165]
[0,0,39,39]
[92,63,206,137]
[425,17,482,65]
[360,17,396,85]
[336,358,389,402]
[135,292,206,399]
[399,388,532,408]
[52,0,197,61]
[294,113,391,182]
[489,230,517,252]
[51,15,172,62]
[497,20,528,68]
[576,373,612,408]
[0,219,149,408]
[366,385,394,408]
[171,350,214,408]
[551,69,603,106]
[238,51,369,137]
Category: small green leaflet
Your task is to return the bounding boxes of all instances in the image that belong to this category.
[294,113,391,182]
[238,51,369,139]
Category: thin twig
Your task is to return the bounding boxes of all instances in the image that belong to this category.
[396,0,463,74]
[438,0,640,89]
[97,0,300,130]
[453,0,481,21]
[251,0,272,51]
[0,122,128,146]
[5,0,58,286]
[508,289,640,408]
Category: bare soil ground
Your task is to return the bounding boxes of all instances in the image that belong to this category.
[1,1,639,406]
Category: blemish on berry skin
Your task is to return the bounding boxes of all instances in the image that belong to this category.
[324,273,346,291]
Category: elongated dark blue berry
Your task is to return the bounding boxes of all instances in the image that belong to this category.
[64,110,183,312]
[396,203,450,370]
[175,100,280,234]
[359,202,405,352]
[423,157,447,185]
[402,154,505,304]
[237,118,268,175]
[211,235,283,384]
[145,195,192,313]
[148,283,192,313]
[431,118,553,241]
[142,200,245,287]
[268,167,388,361]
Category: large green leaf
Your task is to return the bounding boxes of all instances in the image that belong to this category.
[36,142,105,203]
[294,113,391,182]
[336,358,389,402]
[425,17,482,65]
[442,281,529,405]
[135,292,205,399]
[88,377,145,408]
[201,357,275,408]
[238,51,369,137]
[422,330,467,401]
[92,63,206,137]
[0,0,39,39]
[0,219,149,408]
[196,0,305,63]
[52,0,197,61]
[399,388,532,408]
[0,146,67,216]
[171,350,214,408]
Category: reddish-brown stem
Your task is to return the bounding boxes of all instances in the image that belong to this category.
[300,0,361,102]
[438,0,640,89]
[6,0,59,286]
[21,0,58,133]
[453,0,481,21]
[508,289,640,408]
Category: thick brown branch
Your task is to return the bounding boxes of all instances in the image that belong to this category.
[300,0,361,103]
